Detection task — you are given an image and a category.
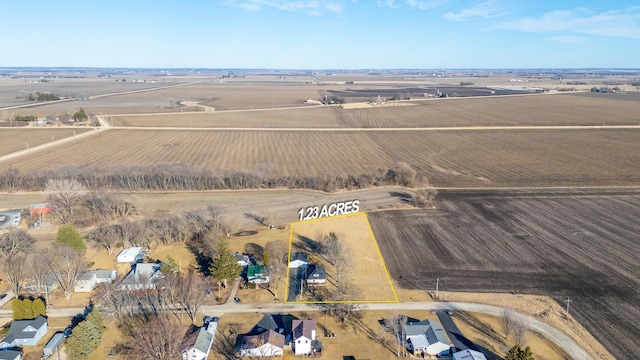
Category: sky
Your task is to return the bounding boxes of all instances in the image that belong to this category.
[1,0,639,69]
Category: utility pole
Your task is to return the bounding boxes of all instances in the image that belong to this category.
[435,278,439,300]
[565,297,572,317]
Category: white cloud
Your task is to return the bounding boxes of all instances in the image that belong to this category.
[225,0,344,15]
[549,35,587,44]
[377,0,401,9]
[444,0,509,21]
[407,0,449,10]
[498,6,640,39]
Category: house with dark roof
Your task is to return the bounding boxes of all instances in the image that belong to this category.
[236,330,284,357]
[0,350,22,360]
[180,317,218,360]
[305,264,327,285]
[405,319,451,357]
[0,315,48,348]
[292,319,322,355]
[252,314,297,338]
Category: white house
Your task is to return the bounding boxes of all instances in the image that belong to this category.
[74,269,117,292]
[292,319,321,355]
[453,349,488,360]
[288,252,308,268]
[235,254,251,267]
[74,272,98,292]
[0,316,48,348]
[117,263,161,290]
[237,330,284,357]
[116,247,143,263]
[180,317,218,360]
[405,319,451,357]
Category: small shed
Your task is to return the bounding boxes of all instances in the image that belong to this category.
[116,247,143,263]
[29,203,57,216]
[288,252,308,269]
[43,332,64,357]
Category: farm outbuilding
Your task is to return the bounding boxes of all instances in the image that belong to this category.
[29,203,57,216]
[43,332,64,358]
[116,247,143,263]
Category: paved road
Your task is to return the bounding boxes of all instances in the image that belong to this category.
[1,301,589,359]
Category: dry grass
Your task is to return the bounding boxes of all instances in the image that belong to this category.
[288,213,397,302]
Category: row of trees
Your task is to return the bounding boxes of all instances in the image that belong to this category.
[66,306,106,360]
[0,161,425,192]
[12,296,46,320]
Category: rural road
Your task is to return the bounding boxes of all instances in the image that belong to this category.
[0,301,591,359]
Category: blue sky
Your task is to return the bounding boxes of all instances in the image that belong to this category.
[1,0,639,69]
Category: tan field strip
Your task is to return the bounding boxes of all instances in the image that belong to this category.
[0,127,92,157]
[286,213,398,303]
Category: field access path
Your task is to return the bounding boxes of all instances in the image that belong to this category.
[0,301,592,359]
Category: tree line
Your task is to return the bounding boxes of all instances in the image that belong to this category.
[0,161,424,192]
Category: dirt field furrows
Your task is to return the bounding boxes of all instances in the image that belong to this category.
[368,191,640,359]
[0,128,92,157]
[111,106,342,128]
[345,93,640,128]
[3,129,640,189]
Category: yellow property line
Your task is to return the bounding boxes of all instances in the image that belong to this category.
[285,212,398,304]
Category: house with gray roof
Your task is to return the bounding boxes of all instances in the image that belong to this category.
[74,269,117,292]
[305,264,327,285]
[0,350,21,360]
[236,330,284,357]
[116,263,161,290]
[405,319,451,357]
[453,349,488,360]
[180,317,218,360]
[292,319,322,355]
[0,315,48,348]
[288,252,308,268]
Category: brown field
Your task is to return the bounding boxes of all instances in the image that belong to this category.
[2,128,640,189]
[287,213,397,303]
[0,128,92,157]
[368,190,640,359]
[110,106,341,128]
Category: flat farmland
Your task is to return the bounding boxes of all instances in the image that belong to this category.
[368,191,640,359]
[340,93,640,128]
[111,106,341,128]
[0,128,92,157]
[2,129,640,189]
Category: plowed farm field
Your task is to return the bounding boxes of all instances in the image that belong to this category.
[2,128,639,189]
[105,92,640,129]
[111,106,341,128]
[368,190,640,359]
[0,128,92,157]
[339,93,640,128]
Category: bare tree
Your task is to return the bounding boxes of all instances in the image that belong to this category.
[47,245,86,300]
[124,315,184,360]
[26,250,51,296]
[2,254,25,295]
[46,178,87,224]
[84,192,135,222]
[86,223,120,254]
[413,188,438,209]
[383,314,407,357]
[176,269,209,323]
[501,308,515,339]
[265,240,288,293]
[0,229,34,258]
[511,314,529,345]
